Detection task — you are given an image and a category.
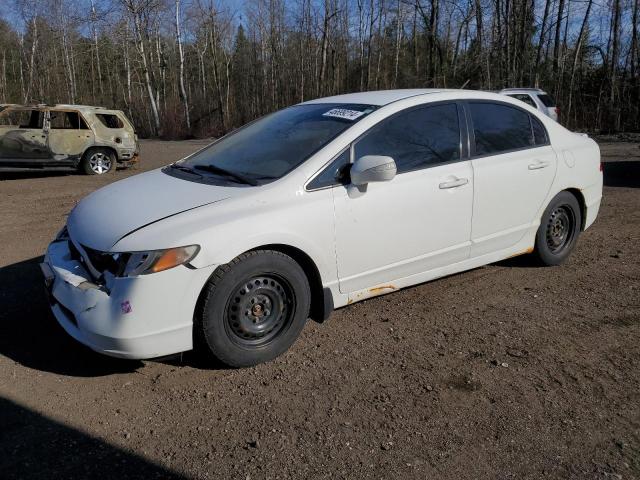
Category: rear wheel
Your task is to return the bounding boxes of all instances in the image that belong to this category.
[81,148,115,175]
[533,191,582,266]
[195,250,311,368]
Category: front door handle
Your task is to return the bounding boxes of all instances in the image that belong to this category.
[528,160,550,170]
[439,177,469,189]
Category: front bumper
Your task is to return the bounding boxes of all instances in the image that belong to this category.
[42,239,214,359]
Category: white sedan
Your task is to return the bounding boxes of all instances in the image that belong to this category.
[42,89,603,367]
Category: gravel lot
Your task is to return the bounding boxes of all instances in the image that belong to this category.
[0,139,638,479]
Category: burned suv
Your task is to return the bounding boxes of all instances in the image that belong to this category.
[0,104,138,175]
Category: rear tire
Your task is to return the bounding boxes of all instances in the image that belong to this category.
[195,250,311,368]
[80,148,115,175]
[533,191,582,266]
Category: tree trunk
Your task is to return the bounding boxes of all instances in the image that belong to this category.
[567,0,592,125]
[175,0,190,131]
[131,8,161,136]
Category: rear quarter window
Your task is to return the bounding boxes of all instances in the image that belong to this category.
[508,94,537,108]
[96,114,125,129]
[537,94,556,107]
[530,115,549,145]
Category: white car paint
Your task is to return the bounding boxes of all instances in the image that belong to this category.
[500,88,559,122]
[42,89,602,359]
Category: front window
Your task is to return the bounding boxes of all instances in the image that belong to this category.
[0,109,44,128]
[354,103,461,174]
[174,103,376,185]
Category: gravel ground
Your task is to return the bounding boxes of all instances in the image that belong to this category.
[0,139,638,479]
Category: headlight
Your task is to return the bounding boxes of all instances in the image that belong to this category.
[121,245,200,277]
[85,245,200,278]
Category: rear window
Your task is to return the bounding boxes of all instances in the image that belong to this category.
[537,94,555,107]
[96,113,125,129]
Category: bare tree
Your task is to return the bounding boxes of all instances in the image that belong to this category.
[175,0,190,130]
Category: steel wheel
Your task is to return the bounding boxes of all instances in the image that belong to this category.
[545,205,575,254]
[196,250,311,367]
[534,191,582,266]
[88,151,113,174]
[224,275,295,348]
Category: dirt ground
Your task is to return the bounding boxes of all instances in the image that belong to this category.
[0,138,638,480]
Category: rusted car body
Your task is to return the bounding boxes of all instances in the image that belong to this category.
[0,104,138,175]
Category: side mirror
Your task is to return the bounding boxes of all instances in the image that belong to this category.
[350,155,397,186]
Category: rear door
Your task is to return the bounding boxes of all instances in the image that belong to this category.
[0,108,48,165]
[46,110,95,164]
[467,101,557,257]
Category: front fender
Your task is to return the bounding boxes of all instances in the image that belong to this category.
[112,187,337,286]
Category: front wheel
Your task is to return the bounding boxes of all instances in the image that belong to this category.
[533,191,582,266]
[81,148,115,175]
[195,250,311,368]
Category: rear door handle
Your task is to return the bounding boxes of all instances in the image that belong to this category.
[439,177,469,189]
[528,160,550,170]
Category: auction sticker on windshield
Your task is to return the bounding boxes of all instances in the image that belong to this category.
[322,108,365,121]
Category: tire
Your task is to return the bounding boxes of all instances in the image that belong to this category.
[80,148,116,175]
[195,250,311,368]
[533,191,582,266]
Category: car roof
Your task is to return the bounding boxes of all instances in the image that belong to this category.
[500,88,547,94]
[0,103,121,113]
[50,104,118,113]
[301,89,447,106]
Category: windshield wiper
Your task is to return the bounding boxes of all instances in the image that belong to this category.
[194,164,258,186]
[169,163,202,176]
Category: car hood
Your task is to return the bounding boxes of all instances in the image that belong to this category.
[67,168,239,251]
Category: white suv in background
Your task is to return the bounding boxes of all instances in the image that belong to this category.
[500,88,559,122]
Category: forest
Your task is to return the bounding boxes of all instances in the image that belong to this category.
[0,0,638,138]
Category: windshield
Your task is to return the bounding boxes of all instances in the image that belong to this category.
[176,103,376,184]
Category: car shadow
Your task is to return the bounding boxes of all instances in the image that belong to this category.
[602,160,640,188]
[0,257,143,377]
[0,170,74,181]
[0,396,186,479]
[492,253,539,268]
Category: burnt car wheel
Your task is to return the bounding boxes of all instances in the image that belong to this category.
[533,191,582,266]
[81,148,115,175]
[195,250,311,368]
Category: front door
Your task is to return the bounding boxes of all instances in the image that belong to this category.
[333,103,474,293]
[46,110,95,163]
[0,108,48,165]
[466,101,558,256]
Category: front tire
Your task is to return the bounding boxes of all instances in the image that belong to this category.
[81,148,115,175]
[195,250,311,368]
[533,191,582,266]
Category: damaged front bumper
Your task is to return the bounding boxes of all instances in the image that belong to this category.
[42,239,213,359]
